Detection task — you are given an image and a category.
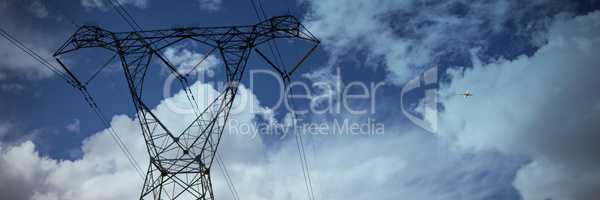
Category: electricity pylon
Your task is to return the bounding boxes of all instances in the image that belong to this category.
[54,15,319,200]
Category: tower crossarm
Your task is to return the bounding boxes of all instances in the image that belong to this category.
[54,15,319,56]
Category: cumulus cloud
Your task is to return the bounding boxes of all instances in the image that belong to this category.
[0,124,521,200]
[216,131,523,200]
[439,11,600,199]
[0,141,60,200]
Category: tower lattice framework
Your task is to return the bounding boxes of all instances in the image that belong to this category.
[54,15,319,200]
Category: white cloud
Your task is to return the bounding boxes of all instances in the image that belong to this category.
[0,141,59,200]
[0,83,26,92]
[196,0,221,11]
[28,1,48,18]
[66,119,81,133]
[304,0,569,84]
[439,11,600,199]
[81,0,147,10]
[0,1,67,80]
[0,123,11,140]
[302,65,343,107]
[0,39,56,79]
[514,159,600,200]
[162,45,220,75]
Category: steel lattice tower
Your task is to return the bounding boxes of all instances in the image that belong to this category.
[53,16,319,200]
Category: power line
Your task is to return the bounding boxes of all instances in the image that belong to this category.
[85,54,116,85]
[46,2,147,178]
[105,0,200,114]
[287,82,316,200]
[249,0,263,21]
[254,0,287,70]
[3,2,144,178]
[49,1,147,179]
[282,3,321,196]
[257,0,268,20]
[255,3,320,197]
[248,1,317,199]
[216,152,240,200]
[78,87,146,180]
[53,57,147,180]
[0,28,74,86]
[105,0,142,32]
[0,26,146,179]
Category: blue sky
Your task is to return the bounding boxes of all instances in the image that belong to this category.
[1,0,600,200]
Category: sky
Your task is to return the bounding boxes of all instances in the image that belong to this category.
[0,0,599,200]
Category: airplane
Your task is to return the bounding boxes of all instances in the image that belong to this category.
[457,90,473,97]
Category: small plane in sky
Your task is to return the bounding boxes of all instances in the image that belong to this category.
[458,90,473,97]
